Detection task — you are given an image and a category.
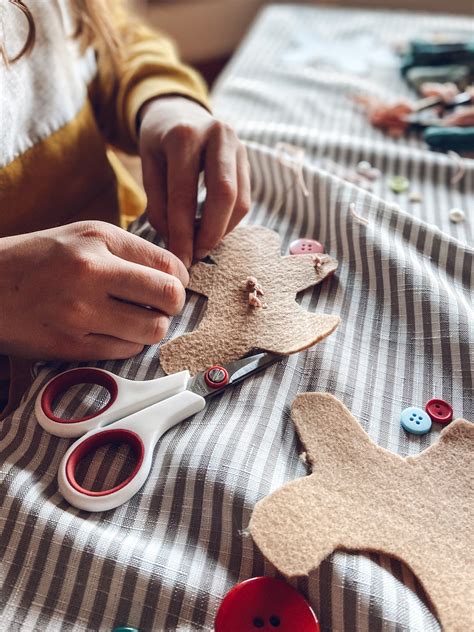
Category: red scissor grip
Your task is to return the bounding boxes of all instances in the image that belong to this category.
[65,428,144,497]
[41,368,118,423]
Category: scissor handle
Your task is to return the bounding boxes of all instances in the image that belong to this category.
[35,367,193,438]
[57,389,206,511]
[40,368,118,423]
[58,426,149,512]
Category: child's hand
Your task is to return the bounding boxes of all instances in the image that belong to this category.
[139,96,251,268]
[0,222,188,360]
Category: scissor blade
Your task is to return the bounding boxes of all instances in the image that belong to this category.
[188,352,284,399]
[226,352,283,385]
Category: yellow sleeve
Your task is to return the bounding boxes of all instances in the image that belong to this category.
[90,6,210,154]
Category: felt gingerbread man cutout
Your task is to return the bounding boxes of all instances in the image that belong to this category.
[249,393,473,632]
[160,225,340,375]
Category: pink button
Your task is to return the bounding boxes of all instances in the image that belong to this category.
[289,239,324,255]
[425,399,453,424]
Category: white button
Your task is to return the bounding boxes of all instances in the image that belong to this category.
[449,208,465,223]
[357,160,372,174]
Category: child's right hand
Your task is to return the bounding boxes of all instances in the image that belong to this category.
[0,221,189,361]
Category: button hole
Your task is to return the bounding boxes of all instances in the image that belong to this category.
[269,615,281,627]
[416,421,420,424]
[253,616,264,628]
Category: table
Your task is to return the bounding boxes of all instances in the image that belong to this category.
[1,5,472,631]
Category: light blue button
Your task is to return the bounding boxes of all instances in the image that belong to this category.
[400,407,432,435]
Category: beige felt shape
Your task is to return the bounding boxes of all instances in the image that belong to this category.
[249,393,473,632]
[160,225,340,374]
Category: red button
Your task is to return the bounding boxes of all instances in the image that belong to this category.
[425,398,453,424]
[289,239,324,255]
[214,577,320,632]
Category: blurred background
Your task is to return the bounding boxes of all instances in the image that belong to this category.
[131,0,472,85]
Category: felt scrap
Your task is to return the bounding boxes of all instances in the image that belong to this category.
[160,226,340,375]
[249,393,473,632]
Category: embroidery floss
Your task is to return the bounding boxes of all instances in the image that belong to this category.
[354,94,413,137]
[312,254,328,271]
[246,276,267,308]
[248,293,265,308]
[246,276,263,296]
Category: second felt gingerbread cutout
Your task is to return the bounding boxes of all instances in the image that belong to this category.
[160,225,340,375]
[249,393,473,632]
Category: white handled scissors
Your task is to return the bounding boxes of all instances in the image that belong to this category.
[35,353,282,512]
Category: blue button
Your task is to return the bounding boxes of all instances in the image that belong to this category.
[400,407,432,435]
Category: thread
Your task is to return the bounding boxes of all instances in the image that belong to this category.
[349,202,369,225]
[246,276,267,308]
[447,150,467,185]
[273,142,310,212]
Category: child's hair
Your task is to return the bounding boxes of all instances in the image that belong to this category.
[1,0,125,67]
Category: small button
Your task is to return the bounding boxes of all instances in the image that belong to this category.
[214,577,320,632]
[204,365,229,389]
[409,191,423,203]
[400,407,432,435]
[356,160,372,174]
[388,175,410,193]
[449,208,465,223]
[111,628,139,632]
[425,398,453,424]
[289,239,324,255]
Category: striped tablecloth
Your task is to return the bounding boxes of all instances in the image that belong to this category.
[1,5,472,631]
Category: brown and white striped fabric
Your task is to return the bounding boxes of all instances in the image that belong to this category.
[1,5,472,631]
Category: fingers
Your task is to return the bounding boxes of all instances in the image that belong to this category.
[106,258,186,315]
[92,297,171,346]
[194,124,237,261]
[104,226,189,287]
[82,334,145,361]
[166,129,201,268]
[140,112,251,267]
[226,142,251,235]
[142,152,168,243]
[195,128,251,260]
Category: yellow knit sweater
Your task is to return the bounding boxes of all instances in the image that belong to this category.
[0,0,209,412]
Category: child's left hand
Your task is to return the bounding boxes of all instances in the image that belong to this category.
[139,96,251,268]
